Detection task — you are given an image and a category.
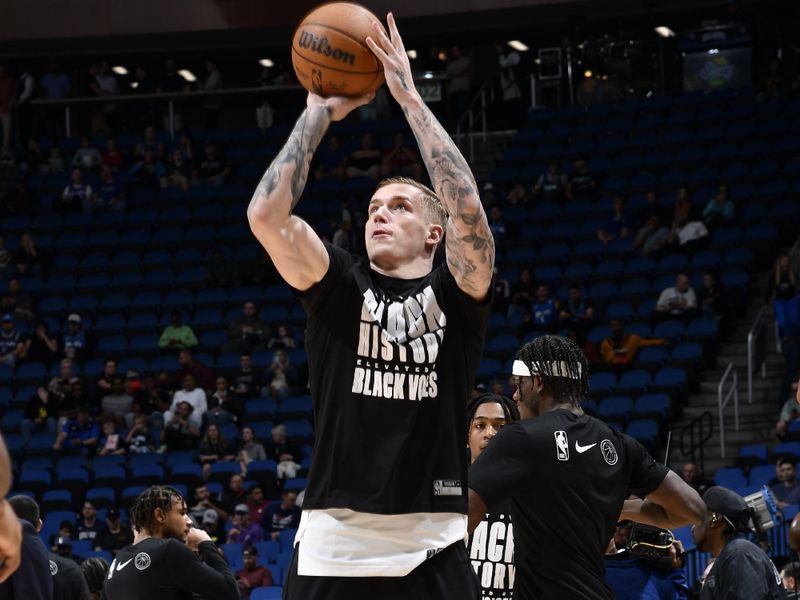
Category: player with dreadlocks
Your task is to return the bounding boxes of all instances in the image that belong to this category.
[102,485,238,600]
[466,392,520,600]
[467,335,706,600]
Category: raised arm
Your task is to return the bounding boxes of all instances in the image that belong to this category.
[367,14,495,300]
[247,94,373,291]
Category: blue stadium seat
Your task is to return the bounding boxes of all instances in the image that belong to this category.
[626,419,660,450]
[251,587,283,600]
[93,466,127,492]
[633,394,671,423]
[598,396,634,424]
[85,487,117,510]
[277,529,297,553]
[748,465,776,487]
[243,400,278,422]
[209,462,242,485]
[588,372,616,400]
[634,346,669,373]
[738,444,768,464]
[713,467,747,489]
[130,465,165,486]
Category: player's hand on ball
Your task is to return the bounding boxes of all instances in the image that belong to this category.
[307,91,376,122]
[366,13,416,103]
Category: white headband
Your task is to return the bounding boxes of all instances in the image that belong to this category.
[512,359,582,379]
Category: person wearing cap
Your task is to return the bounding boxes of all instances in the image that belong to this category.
[200,508,224,545]
[0,495,52,600]
[0,314,28,367]
[93,508,133,557]
[58,314,86,362]
[468,336,706,600]
[235,545,273,599]
[225,504,264,546]
[692,485,785,599]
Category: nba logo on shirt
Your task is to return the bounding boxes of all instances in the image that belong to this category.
[554,430,569,461]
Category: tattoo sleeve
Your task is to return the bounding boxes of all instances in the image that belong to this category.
[402,97,495,294]
[249,104,330,217]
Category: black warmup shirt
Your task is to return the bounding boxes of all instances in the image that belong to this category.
[469,409,669,600]
[701,536,786,600]
[101,538,238,600]
[50,553,90,600]
[299,243,490,515]
[467,499,514,600]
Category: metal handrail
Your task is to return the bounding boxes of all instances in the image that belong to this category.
[679,411,712,474]
[747,305,768,404]
[454,80,491,162]
[717,362,739,459]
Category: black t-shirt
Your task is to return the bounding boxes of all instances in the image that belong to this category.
[701,537,786,600]
[299,243,490,515]
[50,552,90,600]
[467,499,514,600]
[102,538,238,600]
[469,409,668,600]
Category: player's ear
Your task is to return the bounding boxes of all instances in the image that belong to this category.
[533,375,544,393]
[427,223,443,245]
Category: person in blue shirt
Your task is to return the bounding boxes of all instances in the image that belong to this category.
[53,407,99,456]
[701,185,735,228]
[531,284,559,332]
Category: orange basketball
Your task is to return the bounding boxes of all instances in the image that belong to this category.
[291,2,386,98]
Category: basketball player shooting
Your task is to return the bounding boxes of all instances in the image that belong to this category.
[247,11,492,600]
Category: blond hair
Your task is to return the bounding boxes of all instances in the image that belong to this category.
[376,176,448,226]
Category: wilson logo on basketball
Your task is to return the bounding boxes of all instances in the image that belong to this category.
[298,31,356,66]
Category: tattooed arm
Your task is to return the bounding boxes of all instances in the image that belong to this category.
[247,93,373,290]
[367,14,494,300]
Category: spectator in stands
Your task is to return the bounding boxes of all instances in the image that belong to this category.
[189,484,227,524]
[0,314,27,367]
[701,184,735,229]
[204,248,239,287]
[224,302,270,354]
[566,327,599,364]
[94,165,126,211]
[76,502,102,542]
[487,205,509,241]
[772,458,800,510]
[226,505,263,546]
[780,561,800,595]
[0,236,10,276]
[238,426,266,476]
[161,400,201,451]
[158,310,198,352]
[47,357,77,402]
[600,318,668,366]
[505,181,529,206]
[59,314,87,362]
[209,376,241,421]
[533,160,568,203]
[346,133,382,179]
[246,485,269,525]
[597,195,631,246]
[204,395,237,430]
[558,285,594,331]
[776,381,800,440]
[264,350,292,399]
[97,419,126,455]
[14,232,47,277]
[632,214,670,256]
[14,137,40,171]
[236,545,273,598]
[0,64,15,159]
[266,424,302,475]
[681,462,711,496]
[531,284,559,332]
[58,168,92,215]
[200,509,224,545]
[232,353,261,400]
[164,374,208,429]
[772,254,797,302]
[3,177,38,218]
[566,157,597,200]
[481,182,499,207]
[40,60,70,99]
[173,349,215,391]
[1,278,34,323]
[220,474,247,515]
[101,376,133,426]
[21,386,57,443]
[668,213,709,254]
[381,133,423,180]
[492,268,511,315]
[193,142,231,187]
[267,325,296,350]
[699,272,727,323]
[72,137,102,171]
[126,414,157,453]
[655,274,697,319]
[101,139,124,171]
[47,146,65,174]
[162,148,191,192]
[130,147,165,190]
[262,488,301,541]
[198,423,236,480]
[92,508,131,558]
[133,125,159,159]
[93,359,116,402]
[508,268,537,318]
[495,43,523,128]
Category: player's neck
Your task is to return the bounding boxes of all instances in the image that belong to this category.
[369,254,433,280]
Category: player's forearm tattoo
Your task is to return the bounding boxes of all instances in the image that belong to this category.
[402,102,494,292]
[251,105,330,215]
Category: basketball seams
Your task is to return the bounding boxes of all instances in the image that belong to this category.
[291,47,381,76]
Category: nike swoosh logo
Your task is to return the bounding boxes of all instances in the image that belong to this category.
[116,559,133,571]
[575,441,597,453]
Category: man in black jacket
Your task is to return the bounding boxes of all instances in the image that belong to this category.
[0,495,52,600]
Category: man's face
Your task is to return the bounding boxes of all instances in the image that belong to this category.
[243,552,259,571]
[195,486,209,502]
[1,321,12,333]
[282,491,298,508]
[71,169,82,183]
[77,411,90,427]
[682,463,697,483]
[8,280,18,293]
[512,375,541,420]
[82,503,96,520]
[568,287,581,303]
[250,487,264,504]
[243,303,256,318]
[780,462,797,484]
[364,183,438,269]
[691,513,713,553]
[535,286,548,303]
[60,360,72,378]
[468,402,507,463]
[675,275,689,293]
[610,319,624,337]
[178,402,192,417]
[104,361,116,376]
[781,570,797,591]
[183,376,195,391]
[240,355,252,371]
[160,497,192,543]
[230,475,243,493]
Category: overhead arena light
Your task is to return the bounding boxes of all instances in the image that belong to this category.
[178,69,197,82]
[406,49,417,59]
[584,70,593,78]
[654,26,675,38]
[508,40,529,52]
[130,81,139,89]
[112,66,128,75]
[259,58,274,68]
